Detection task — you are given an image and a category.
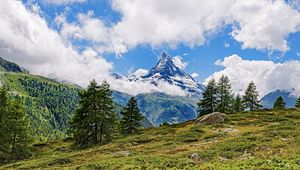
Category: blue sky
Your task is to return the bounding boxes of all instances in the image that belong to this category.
[23,0,300,82]
[1,0,300,96]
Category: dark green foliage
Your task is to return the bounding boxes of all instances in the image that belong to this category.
[273,96,286,109]
[0,89,32,163]
[233,94,244,113]
[70,80,117,146]
[0,88,8,128]
[1,72,80,140]
[295,97,300,108]
[242,81,261,111]
[216,75,233,113]
[18,77,79,131]
[120,97,143,134]
[197,78,218,117]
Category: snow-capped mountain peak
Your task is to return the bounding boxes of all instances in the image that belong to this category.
[116,52,205,97]
[142,52,205,97]
[144,52,187,79]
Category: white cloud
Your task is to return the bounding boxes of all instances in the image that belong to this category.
[132,68,149,77]
[172,56,188,70]
[52,0,300,54]
[230,0,300,52]
[44,0,86,5]
[0,0,113,87]
[55,11,127,55]
[0,0,187,96]
[206,54,300,97]
[191,72,199,78]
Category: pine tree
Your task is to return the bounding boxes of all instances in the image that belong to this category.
[97,81,116,143]
[197,78,218,117]
[70,80,116,146]
[242,81,261,111]
[216,75,233,113]
[273,96,286,109]
[0,88,8,129]
[295,97,300,108]
[233,94,244,113]
[120,97,143,135]
[0,97,32,163]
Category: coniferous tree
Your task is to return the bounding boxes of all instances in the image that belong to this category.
[273,96,286,109]
[295,97,300,108]
[120,97,143,135]
[97,81,116,143]
[70,80,116,146]
[197,78,218,117]
[0,88,8,129]
[233,94,244,113]
[242,81,261,111]
[0,92,32,163]
[216,75,233,113]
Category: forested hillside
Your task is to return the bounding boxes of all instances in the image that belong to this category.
[0,72,80,140]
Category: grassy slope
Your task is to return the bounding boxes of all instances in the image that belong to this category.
[2,109,300,169]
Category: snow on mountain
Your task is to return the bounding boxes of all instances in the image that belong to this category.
[126,52,205,97]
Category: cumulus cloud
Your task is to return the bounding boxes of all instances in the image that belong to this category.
[206,54,300,97]
[230,0,300,52]
[0,0,113,86]
[132,68,149,77]
[191,73,199,78]
[0,0,187,96]
[53,0,300,54]
[55,11,127,55]
[172,56,188,70]
[44,0,86,5]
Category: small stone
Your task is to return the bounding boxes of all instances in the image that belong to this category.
[188,153,203,163]
[113,151,131,157]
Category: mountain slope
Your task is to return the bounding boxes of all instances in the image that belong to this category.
[0,56,201,137]
[0,71,80,140]
[3,109,300,169]
[137,93,198,126]
[261,90,297,108]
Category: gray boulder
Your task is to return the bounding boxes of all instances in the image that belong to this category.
[195,112,226,125]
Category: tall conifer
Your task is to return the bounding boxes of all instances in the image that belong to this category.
[120,97,143,134]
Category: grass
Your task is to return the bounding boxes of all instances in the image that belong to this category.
[1,109,300,169]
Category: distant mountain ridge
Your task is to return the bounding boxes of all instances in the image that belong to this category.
[0,57,27,73]
[261,89,298,108]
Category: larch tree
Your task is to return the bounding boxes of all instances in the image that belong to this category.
[295,97,300,108]
[0,90,32,163]
[197,78,218,117]
[70,80,116,147]
[273,96,286,109]
[242,81,261,111]
[120,97,143,135]
[216,75,233,113]
[233,94,244,113]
